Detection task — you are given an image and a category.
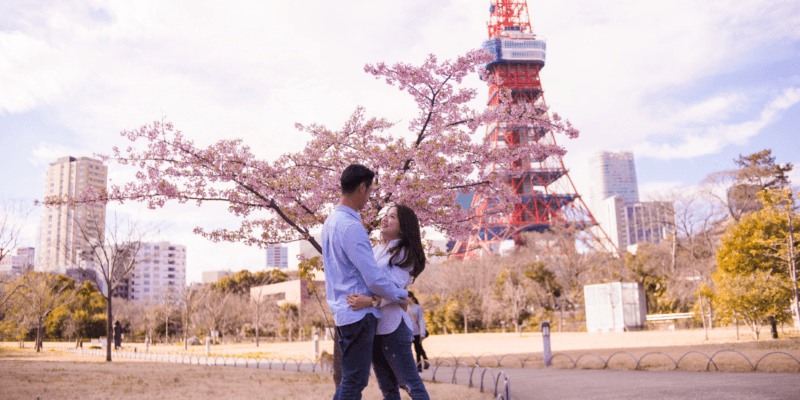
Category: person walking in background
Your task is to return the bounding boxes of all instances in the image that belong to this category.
[113,321,122,350]
[348,204,430,400]
[408,291,429,372]
[323,164,409,400]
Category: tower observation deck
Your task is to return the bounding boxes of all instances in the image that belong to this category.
[450,0,614,258]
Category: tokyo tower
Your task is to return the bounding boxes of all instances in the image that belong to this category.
[450,0,614,258]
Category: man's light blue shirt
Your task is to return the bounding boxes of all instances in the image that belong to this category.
[323,205,408,327]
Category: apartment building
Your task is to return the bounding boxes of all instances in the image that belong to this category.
[266,244,289,270]
[128,241,187,303]
[39,156,107,272]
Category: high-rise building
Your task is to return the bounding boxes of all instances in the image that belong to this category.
[128,241,187,303]
[589,151,672,252]
[266,244,288,270]
[599,196,673,251]
[588,151,639,222]
[40,156,108,272]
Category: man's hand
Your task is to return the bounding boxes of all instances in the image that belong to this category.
[346,293,378,310]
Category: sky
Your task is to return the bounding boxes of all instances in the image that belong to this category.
[2,0,799,283]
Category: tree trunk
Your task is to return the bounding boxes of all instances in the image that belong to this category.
[734,313,739,340]
[36,318,43,352]
[671,230,677,273]
[106,294,113,362]
[183,312,189,350]
[708,302,714,329]
[697,293,708,340]
[463,314,468,334]
[165,315,169,344]
[255,312,260,347]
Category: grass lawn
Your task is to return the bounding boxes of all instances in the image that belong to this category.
[0,347,493,399]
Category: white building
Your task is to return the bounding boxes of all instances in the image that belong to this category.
[599,196,673,251]
[588,151,639,223]
[202,269,234,284]
[284,233,322,271]
[0,247,35,276]
[128,241,187,303]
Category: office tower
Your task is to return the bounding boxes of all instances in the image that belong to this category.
[40,156,108,272]
[266,244,288,270]
[589,151,672,252]
[588,151,639,222]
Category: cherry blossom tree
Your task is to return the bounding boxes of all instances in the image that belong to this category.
[43,49,577,263]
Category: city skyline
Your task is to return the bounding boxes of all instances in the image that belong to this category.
[2,1,799,283]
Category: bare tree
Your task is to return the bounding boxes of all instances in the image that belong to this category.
[177,284,204,349]
[67,213,160,361]
[156,288,179,344]
[13,272,76,351]
[0,197,33,265]
[250,286,277,347]
[199,288,231,344]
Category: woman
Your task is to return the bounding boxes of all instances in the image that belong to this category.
[346,204,430,400]
[407,291,429,372]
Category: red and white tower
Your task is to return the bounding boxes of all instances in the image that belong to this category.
[451,0,614,258]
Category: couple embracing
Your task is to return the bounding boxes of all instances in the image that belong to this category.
[323,164,430,400]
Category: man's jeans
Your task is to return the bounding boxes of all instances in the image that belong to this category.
[372,320,430,400]
[333,314,377,400]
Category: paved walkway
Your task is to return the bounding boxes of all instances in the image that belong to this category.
[418,366,800,400]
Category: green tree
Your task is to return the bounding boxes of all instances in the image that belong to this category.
[214,270,288,295]
[46,281,106,343]
[713,269,791,340]
[704,149,793,222]
[714,188,799,338]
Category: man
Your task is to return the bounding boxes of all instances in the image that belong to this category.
[323,164,408,400]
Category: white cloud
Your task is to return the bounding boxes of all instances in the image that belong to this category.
[29,142,88,167]
[632,87,800,159]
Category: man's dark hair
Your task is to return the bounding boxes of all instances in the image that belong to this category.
[340,164,375,194]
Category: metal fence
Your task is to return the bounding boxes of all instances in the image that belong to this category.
[68,349,511,400]
[427,350,800,372]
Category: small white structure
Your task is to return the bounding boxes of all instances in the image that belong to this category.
[584,282,646,333]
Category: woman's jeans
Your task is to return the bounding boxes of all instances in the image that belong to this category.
[372,320,430,400]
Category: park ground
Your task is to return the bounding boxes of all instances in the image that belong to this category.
[2,327,799,399]
[0,347,492,400]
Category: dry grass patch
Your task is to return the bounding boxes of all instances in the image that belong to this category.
[0,347,493,399]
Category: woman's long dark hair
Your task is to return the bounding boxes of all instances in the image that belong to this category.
[386,204,426,281]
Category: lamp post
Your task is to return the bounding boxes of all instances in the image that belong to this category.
[541,321,552,367]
